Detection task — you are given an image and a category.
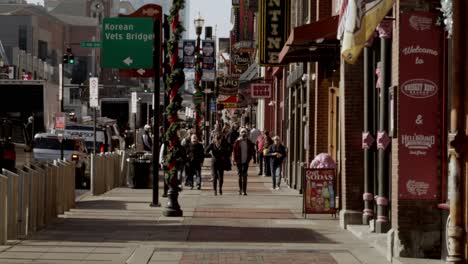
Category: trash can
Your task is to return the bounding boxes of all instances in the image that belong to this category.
[128,152,152,189]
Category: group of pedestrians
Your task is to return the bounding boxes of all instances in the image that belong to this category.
[157,122,286,196]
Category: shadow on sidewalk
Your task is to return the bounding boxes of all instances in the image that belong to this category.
[30,218,336,244]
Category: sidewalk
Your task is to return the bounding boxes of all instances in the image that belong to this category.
[0,162,390,264]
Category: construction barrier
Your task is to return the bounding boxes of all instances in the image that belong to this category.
[0,160,75,245]
[91,152,124,196]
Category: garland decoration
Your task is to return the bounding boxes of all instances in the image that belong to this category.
[163,0,186,187]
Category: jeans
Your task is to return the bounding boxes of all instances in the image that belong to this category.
[257,152,264,175]
[237,162,249,194]
[264,156,271,176]
[212,164,224,193]
[271,163,282,188]
[188,163,202,187]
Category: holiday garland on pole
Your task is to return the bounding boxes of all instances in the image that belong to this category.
[164,0,185,187]
[194,37,203,140]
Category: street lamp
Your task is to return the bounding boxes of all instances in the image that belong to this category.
[193,13,204,139]
[203,86,213,146]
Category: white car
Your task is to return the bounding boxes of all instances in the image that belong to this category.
[33,133,90,188]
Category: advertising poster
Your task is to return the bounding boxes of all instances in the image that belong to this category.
[398,12,442,199]
[304,168,336,214]
[183,40,196,69]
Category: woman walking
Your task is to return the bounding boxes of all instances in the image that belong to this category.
[205,133,228,195]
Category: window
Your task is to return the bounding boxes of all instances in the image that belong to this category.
[38,40,48,61]
[302,0,309,23]
[18,26,27,51]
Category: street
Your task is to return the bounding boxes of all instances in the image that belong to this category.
[0,162,388,264]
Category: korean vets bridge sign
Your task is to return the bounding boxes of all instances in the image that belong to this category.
[102,17,153,69]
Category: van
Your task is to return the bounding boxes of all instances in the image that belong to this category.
[33,133,89,188]
[63,124,107,153]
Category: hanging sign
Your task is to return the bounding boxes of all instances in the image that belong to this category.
[398,12,442,200]
[251,83,272,98]
[183,40,196,69]
[258,0,290,65]
[216,77,239,95]
[202,40,216,81]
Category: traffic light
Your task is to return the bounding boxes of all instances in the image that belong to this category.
[63,47,75,64]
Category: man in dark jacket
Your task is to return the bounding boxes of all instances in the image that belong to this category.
[232,128,255,195]
[268,136,286,190]
[187,135,205,189]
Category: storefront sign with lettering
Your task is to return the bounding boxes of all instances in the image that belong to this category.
[398,11,442,200]
[258,0,290,65]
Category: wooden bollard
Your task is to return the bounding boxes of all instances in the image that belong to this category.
[0,174,8,245]
[31,164,45,229]
[3,169,19,240]
[16,169,30,238]
[23,166,38,233]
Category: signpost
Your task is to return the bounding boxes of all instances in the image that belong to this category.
[54,112,66,159]
[102,17,154,69]
[89,77,99,154]
[80,42,102,48]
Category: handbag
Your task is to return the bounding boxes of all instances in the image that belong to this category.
[263,148,269,156]
[224,158,232,171]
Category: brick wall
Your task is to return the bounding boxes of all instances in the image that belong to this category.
[317,0,332,20]
[340,57,364,211]
[315,65,330,155]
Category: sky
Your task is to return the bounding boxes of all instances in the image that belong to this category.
[26,0,233,39]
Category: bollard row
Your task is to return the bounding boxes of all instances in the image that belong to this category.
[0,160,75,244]
[91,152,124,196]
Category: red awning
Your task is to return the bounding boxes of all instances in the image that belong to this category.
[279,16,340,64]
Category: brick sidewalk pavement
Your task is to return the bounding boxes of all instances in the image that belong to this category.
[0,161,389,264]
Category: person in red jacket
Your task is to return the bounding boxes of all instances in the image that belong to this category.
[232,128,255,195]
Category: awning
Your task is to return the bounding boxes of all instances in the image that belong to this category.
[239,62,259,82]
[279,16,340,64]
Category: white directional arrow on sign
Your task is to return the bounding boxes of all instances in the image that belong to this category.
[137,69,146,75]
[123,57,133,66]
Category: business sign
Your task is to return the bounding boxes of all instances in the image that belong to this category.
[216,77,239,95]
[304,169,336,214]
[89,77,99,108]
[258,0,290,65]
[202,40,216,81]
[398,12,442,200]
[117,4,162,78]
[251,83,272,98]
[218,95,238,109]
[183,40,196,69]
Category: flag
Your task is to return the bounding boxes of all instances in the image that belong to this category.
[338,0,394,64]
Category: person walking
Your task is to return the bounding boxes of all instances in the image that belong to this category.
[205,133,228,195]
[268,136,286,190]
[256,131,264,176]
[232,128,255,196]
[263,131,273,176]
[249,125,260,164]
[142,124,153,151]
[186,135,205,189]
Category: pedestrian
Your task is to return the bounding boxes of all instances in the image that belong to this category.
[268,136,286,190]
[142,124,153,152]
[186,135,205,189]
[232,128,255,195]
[256,131,264,176]
[249,125,260,164]
[262,131,273,176]
[205,133,228,195]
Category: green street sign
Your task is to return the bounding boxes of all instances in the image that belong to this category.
[80,41,102,48]
[102,17,153,69]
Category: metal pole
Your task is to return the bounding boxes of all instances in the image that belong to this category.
[151,19,161,207]
[446,1,466,262]
[375,25,390,234]
[93,109,97,154]
[204,82,209,146]
[60,63,64,112]
[362,47,373,225]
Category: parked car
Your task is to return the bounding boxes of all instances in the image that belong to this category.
[33,133,90,189]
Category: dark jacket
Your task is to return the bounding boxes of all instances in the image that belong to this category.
[186,142,205,165]
[268,144,286,167]
[205,140,228,167]
[232,138,255,165]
